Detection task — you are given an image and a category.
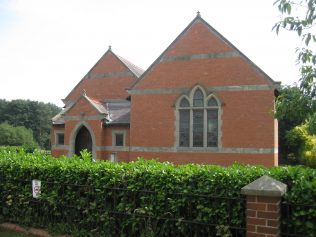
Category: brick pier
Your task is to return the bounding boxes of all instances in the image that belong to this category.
[241,175,287,237]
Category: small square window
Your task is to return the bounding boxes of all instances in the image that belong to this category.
[57,133,64,145]
[115,133,124,146]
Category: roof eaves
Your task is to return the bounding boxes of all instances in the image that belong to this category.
[83,95,108,114]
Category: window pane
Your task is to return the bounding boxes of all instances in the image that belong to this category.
[207,109,218,147]
[207,98,218,107]
[57,133,64,145]
[193,110,204,147]
[179,110,190,147]
[115,133,124,146]
[193,89,204,107]
[180,98,190,107]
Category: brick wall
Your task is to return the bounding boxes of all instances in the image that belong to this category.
[129,17,278,166]
[65,51,137,102]
[52,16,278,166]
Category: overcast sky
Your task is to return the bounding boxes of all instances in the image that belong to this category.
[0,0,302,107]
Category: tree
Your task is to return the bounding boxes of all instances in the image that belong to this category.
[274,0,316,166]
[0,123,38,148]
[274,0,316,97]
[275,86,314,162]
[275,85,314,126]
[0,99,61,149]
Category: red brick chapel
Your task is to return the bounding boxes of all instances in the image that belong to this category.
[51,13,280,166]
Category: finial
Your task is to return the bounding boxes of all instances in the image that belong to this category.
[82,89,86,96]
[197,11,201,17]
[108,45,112,51]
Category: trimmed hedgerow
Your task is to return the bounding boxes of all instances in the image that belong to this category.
[0,147,315,236]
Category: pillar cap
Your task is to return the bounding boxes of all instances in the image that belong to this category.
[241,175,287,197]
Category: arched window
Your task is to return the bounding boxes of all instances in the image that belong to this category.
[193,89,204,107]
[180,98,190,107]
[177,88,220,148]
[206,97,219,147]
[179,98,190,147]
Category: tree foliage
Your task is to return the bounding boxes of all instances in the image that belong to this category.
[274,0,316,165]
[274,0,316,97]
[0,99,61,149]
[275,85,314,126]
[275,86,316,164]
[0,123,38,148]
[286,122,316,167]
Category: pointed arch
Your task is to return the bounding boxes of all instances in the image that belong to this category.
[206,94,221,107]
[189,85,207,102]
[69,121,97,160]
[175,95,191,108]
[193,89,204,107]
[176,86,222,148]
[180,98,190,107]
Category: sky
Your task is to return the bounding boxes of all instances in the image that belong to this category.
[0,0,303,107]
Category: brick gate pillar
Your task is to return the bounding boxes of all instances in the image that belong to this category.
[241,175,287,237]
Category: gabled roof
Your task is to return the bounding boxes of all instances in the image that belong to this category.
[85,46,145,79]
[130,12,278,90]
[63,47,144,104]
[53,91,107,124]
[53,92,131,125]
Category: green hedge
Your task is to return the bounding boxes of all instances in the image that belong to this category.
[0,147,315,236]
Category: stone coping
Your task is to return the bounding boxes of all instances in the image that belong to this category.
[241,175,287,197]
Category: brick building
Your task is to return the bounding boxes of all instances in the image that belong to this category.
[51,13,280,166]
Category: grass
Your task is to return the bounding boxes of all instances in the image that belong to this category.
[0,229,34,237]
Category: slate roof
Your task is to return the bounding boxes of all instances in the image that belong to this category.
[52,94,131,125]
[105,101,130,125]
[117,55,144,78]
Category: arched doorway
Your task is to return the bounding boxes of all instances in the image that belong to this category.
[75,126,92,156]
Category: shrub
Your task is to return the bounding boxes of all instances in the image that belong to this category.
[0,148,315,236]
[286,123,316,167]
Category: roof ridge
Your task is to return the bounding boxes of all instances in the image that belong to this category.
[63,48,113,103]
[63,48,143,104]
[128,14,202,89]
[129,13,276,90]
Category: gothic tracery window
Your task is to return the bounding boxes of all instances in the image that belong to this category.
[178,87,220,148]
